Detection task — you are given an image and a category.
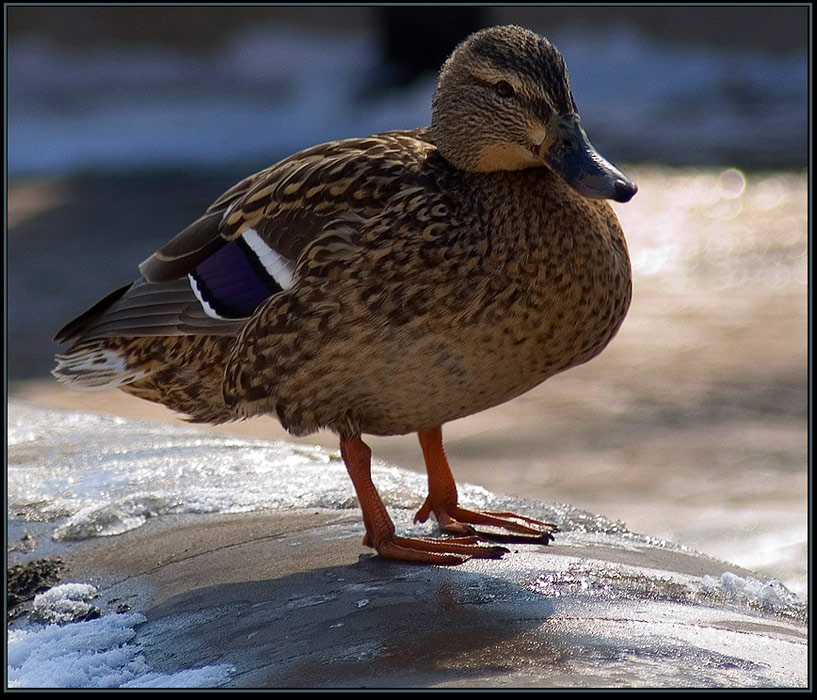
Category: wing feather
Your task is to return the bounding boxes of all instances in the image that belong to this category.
[57,129,436,348]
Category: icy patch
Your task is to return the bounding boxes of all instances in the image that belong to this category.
[8,403,364,538]
[10,402,593,541]
[699,571,806,619]
[7,611,233,688]
[527,559,701,610]
[31,583,100,625]
[522,553,806,625]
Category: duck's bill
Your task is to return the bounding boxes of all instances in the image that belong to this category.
[541,115,637,203]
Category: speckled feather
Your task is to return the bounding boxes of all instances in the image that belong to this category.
[223,160,630,438]
[55,25,633,443]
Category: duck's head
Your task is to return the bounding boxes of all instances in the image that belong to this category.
[431,25,637,203]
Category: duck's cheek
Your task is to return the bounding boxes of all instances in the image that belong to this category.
[474,142,543,172]
[528,124,548,153]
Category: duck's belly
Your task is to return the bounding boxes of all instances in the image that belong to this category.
[352,305,625,436]
[274,272,628,437]
[352,253,631,435]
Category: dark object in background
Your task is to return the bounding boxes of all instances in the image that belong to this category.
[377,6,486,88]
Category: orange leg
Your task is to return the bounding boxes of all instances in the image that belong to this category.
[340,436,508,564]
[415,426,557,539]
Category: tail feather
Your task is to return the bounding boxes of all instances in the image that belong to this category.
[52,343,148,390]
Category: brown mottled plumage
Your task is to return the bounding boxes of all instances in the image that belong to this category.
[54,25,636,564]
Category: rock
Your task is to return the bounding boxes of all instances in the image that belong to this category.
[7,558,65,618]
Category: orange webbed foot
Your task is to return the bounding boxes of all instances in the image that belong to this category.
[415,500,558,542]
[416,426,558,544]
[341,435,509,565]
[362,531,508,565]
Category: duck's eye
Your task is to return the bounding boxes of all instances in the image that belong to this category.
[494,80,515,98]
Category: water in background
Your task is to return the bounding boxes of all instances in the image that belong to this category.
[7,24,807,175]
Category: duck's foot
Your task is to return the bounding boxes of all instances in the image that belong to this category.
[362,532,508,565]
[415,426,558,543]
[341,435,509,565]
[415,501,558,543]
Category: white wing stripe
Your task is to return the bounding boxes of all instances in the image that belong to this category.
[242,229,295,290]
[188,273,226,319]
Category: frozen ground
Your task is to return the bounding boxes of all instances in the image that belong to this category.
[6,403,808,688]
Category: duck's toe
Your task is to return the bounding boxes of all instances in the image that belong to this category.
[363,532,509,565]
[417,503,558,543]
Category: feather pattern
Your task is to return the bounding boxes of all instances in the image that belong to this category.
[55,130,436,349]
[53,25,635,440]
[187,230,294,320]
[54,344,149,390]
[52,25,638,563]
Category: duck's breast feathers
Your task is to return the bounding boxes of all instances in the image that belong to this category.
[57,130,436,346]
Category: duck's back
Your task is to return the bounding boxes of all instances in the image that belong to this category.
[51,129,446,424]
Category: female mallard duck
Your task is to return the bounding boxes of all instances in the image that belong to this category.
[54,25,636,564]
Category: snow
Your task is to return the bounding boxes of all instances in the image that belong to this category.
[699,571,805,617]
[8,609,232,688]
[30,583,100,625]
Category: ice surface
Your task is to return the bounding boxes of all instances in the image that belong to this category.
[519,547,806,621]
[8,401,618,543]
[6,401,807,688]
[30,582,100,625]
[699,571,805,618]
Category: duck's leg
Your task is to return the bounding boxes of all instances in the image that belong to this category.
[340,436,508,564]
[414,426,557,540]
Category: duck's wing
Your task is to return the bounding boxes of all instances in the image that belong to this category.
[56,130,435,345]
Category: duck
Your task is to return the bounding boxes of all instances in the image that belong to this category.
[54,25,637,565]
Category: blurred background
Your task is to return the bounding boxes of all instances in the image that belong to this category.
[7,7,809,597]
